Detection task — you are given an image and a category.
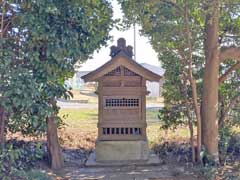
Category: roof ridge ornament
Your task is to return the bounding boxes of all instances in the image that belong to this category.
[110,38,133,59]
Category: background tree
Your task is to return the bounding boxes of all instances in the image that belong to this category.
[0,0,114,169]
[118,0,203,162]
[118,0,240,163]
[202,0,240,162]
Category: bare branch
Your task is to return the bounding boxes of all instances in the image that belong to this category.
[220,46,240,63]
[219,62,240,84]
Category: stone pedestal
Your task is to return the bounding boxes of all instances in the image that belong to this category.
[95,140,149,162]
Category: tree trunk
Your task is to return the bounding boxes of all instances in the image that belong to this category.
[183,0,202,162]
[218,95,225,129]
[0,106,5,149]
[189,79,202,162]
[186,111,196,163]
[202,0,220,162]
[47,116,64,170]
[181,75,196,162]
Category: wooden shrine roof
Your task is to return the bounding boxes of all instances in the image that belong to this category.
[82,51,162,82]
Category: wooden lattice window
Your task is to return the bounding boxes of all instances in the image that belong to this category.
[102,127,142,135]
[124,67,138,76]
[105,66,121,76]
[105,98,139,107]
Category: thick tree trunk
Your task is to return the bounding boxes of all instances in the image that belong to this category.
[47,116,64,170]
[0,106,5,149]
[202,0,220,162]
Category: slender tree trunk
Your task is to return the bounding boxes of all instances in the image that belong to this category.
[0,106,5,149]
[186,111,196,163]
[183,0,202,162]
[218,95,225,129]
[0,1,7,151]
[181,75,196,162]
[47,116,64,170]
[202,0,220,162]
[189,79,202,162]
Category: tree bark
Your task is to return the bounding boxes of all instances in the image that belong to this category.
[47,116,64,170]
[202,0,220,162]
[180,74,196,162]
[0,106,5,149]
[190,79,202,162]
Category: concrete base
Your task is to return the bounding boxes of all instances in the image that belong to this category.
[86,151,162,167]
[95,140,149,162]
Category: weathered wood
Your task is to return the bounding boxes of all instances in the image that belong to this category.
[98,122,147,127]
[101,87,147,96]
[84,38,161,144]
[101,75,141,82]
[82,54,162,82]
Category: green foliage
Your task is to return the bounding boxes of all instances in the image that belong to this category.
[118,0,240,131]
[118,0,205,130]
[158,107,185,130]
[0,141,45,179]
[219,124,240,165]
[11,169,52,180]
[0,0,114,135]
[198,164,218,180]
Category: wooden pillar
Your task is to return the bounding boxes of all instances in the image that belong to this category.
[141,77,147,139]
[98,80,103,139]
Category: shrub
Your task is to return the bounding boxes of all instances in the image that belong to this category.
[0,141,46,179]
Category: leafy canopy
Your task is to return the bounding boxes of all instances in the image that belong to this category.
[118,0,240,129]
[0,0,114,135]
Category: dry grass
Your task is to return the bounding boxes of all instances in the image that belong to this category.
[58,108,190,150]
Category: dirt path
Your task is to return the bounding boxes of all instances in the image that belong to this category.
[53,165,204,180]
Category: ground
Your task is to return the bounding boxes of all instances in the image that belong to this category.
[50,108,202,180]
[5,89,240,179]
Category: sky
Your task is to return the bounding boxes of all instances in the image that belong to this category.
[79,0,159,71]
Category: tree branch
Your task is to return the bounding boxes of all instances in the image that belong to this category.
[220,46,240,63]
[219,94,240,128]
[160,0,183,13]
[219,62,240,84]
[0,0,6,39]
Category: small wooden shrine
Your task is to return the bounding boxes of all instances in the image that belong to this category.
[82,38,162,162]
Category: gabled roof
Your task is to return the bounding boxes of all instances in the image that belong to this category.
[82,51,162,82]
[140,63,165,76]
